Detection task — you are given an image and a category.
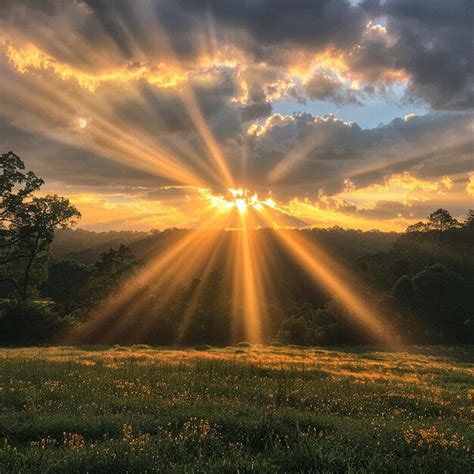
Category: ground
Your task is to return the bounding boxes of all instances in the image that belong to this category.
[0,345,472,473]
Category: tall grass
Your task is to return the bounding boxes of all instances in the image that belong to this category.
[0,345,472,472]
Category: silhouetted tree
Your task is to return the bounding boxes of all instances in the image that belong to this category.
[0,152,80,299]
[392,275,416,306]
[44,260,93,312]
[0,151,43,263]
[412,264,466,341]
[427,208,461,232]
[464,209,474,229]
[406,221,429,233]
[79,245,140,310]
[0,151,43,225]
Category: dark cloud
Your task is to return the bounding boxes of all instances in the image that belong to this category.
[357,200,411,219]
[388,0,473,110]
[240,102,272,122]
[1,0,472,110]
[177,0,368,53]
[0,0,472,224]
[0,0,63,16]
[245,112,473,194]
[305,73,360,105]
[356,198,469,222]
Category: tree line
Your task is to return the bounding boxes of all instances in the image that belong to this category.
[0,152,473,345]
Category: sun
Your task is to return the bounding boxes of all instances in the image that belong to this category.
[229,189,251,213]
[207,188,277,215]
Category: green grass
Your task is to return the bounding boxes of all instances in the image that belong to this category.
[0,345,472,473]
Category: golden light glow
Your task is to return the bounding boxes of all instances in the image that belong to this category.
[3,41,187,93]
[1,12,410,348]
[207,188,273,215]
[66,180,400,346]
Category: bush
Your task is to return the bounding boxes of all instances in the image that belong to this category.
[236,342,252,348]
[0,301,72,345]
[277,301,374,346]
[278,317,309,345]
[194,344,212,351]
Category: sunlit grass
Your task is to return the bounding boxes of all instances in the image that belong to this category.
[0,345,472,472]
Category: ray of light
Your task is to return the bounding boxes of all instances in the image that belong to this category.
[229,211,265,344]
[175,230,226,343]
[256,208,397,345]
[0,72,209,189]
[149,18,236,190]
[103,229,223,344]
[68,207,226,343]
[66,231,207,342]
[275,229,395,344]
[178,86,236,189]
[267,127,326,184]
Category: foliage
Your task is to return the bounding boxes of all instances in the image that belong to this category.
[0,152,80,300]
[80,245,140,310]
[406,208,461,233]
[392,265,474,343]
[0,301,72,345]
[277,300,384,346]
[43,260,94,312]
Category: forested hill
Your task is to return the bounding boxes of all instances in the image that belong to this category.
[54,227,399,266]
[51,228,149,261]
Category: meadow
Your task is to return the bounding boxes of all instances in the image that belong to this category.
[0,345,472,473]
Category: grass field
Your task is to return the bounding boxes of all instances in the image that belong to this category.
[0,345,472,473]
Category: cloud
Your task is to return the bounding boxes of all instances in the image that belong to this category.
[304,72,360,105]
[240,102,273,122]
[466,173,474,197]
[1,0,472,110]
[249,111,473,194]
[0,0,472,230]
[377,0,473,109]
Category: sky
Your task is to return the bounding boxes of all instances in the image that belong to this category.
[0,0,472,232]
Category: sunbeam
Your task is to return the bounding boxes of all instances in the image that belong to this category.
[67,213,223,343]
[266,228,396,345]
[1,2,426,350]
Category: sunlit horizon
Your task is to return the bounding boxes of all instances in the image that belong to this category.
[0,1,472,233]
[1,0,472,347]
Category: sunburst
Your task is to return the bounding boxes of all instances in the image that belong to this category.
[0,2,398,347]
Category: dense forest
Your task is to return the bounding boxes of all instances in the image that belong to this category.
[1,152,473,346]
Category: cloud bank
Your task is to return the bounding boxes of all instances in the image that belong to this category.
[0,0,472,230]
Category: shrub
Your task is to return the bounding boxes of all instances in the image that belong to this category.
[236,342,252,348]
[278,317,309,345]
[0,301,72,345]
[194,344,212,351]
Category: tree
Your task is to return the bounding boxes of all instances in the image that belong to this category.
[79,245,140,310]
[406,221,429,233]
[391,275,421,341]
[392,275,416,306]
[0,151,43,261]
[183,271,231,344]
[44,260,93,312]
[0,152,80,299]
[411,264,467,341]
[464,209,474,229]
[0,151,43,222]
[427,208,460,232]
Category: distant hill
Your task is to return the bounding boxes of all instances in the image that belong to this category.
[47,226,400,323]
[53,227,399,266]
[51,228,149,263]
